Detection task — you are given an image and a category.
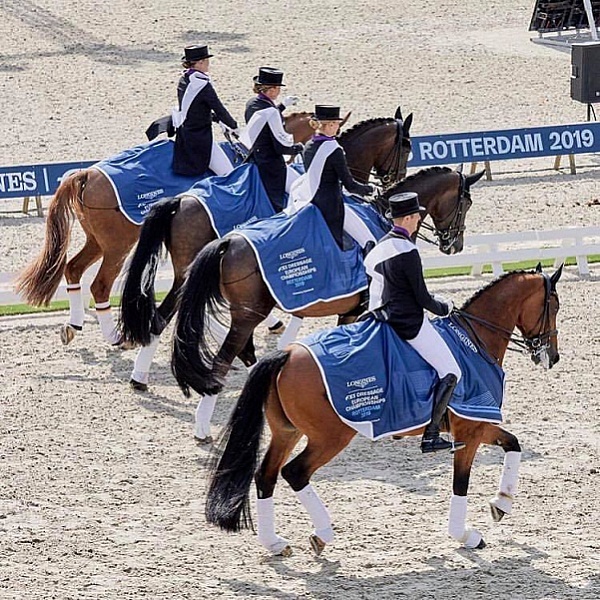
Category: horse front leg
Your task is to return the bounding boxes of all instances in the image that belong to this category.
[481,425,522,522]
[448,422,486,549]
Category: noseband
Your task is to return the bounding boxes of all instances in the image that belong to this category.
[417,173,472,252]
[453,273,559,364]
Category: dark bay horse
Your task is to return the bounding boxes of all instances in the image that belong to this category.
[171,168,485,423]
[205,265,563,556]
[14,112,319,345]
[118,110,413,391]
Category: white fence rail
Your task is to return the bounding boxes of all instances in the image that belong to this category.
[1,226,598,307]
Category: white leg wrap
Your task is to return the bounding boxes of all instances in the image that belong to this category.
[95,302,120,345]
[194,394,217,439]
[207,316,228,347]
[448,495,482,548]
[256,497,290,553]
[295,484,334,544]
[491,451,521,515]
[264,312,280,328]
[66,284,85,328]
[131,335,161,385]
[277,316,304,350]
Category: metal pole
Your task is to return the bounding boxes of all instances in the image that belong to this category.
[583,0,599,40]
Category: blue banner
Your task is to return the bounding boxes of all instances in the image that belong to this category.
[0,161,95,200]
[408,122,600,167]
[2,122,599,200]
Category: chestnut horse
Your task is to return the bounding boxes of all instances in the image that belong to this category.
[118,110,413,388]
[14,112,319,345]
[205,265,563,556]
[171,167,484,440]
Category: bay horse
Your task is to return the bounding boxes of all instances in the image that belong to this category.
[118,109,413,387]
[171,167,484,440]
[14,112,319,346]
[205,265,563,556]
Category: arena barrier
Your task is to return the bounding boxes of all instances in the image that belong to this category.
[1,121,600,215]
[1,226,598,307]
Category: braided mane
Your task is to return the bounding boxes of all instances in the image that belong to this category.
[460,270,536,311]
[383,166,453,198]
[339,117,396,141]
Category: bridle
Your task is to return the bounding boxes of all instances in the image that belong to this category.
[347,119,410,188]
[416,172,472,253]
[453,274,559,365]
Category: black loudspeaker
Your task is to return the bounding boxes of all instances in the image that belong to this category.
[571,43,600,104]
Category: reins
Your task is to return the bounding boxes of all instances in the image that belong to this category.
[452,274,558,364]
[416,173,472,252]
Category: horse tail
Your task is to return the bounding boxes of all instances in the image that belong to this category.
[205,350,290,532]
[15,171,85,305]
[119,197,182,346]
[171,238,230,397]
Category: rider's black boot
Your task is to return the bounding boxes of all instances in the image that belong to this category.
[421,373,465,454]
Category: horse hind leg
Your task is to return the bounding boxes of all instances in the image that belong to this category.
[481,425,522,523]
[255,427,303,556]
[61,236,102,345]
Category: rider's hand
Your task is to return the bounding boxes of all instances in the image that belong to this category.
[291,143,304,155]
[434,294,454,316]
[282,95,300,108]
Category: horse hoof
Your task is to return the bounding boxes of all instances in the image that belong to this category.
[119,339,137,351]
[60,324,76,346]
[278,545,293,557]
[309,534,326,556]
[129,379,148,392]
[476,538,487,549]
[194,435,213,446]
[490,504,506,523]
[268,320,285,334]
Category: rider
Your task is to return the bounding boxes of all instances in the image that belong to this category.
[172,44,238,177]
[364,192,464,454]
[240,67,304,212]
[290,105,376,251]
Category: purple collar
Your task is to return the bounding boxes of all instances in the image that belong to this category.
[392,225,412,239]
[185,68,209,79]
[313,134,336,142]
[258,92,276,106]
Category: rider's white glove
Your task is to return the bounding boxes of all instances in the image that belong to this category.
[282,95,300,108]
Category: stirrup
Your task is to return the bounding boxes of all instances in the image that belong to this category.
[421,436,465,454]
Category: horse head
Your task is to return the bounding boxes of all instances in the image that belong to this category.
[284,111,314,144]
[517,264,563,369]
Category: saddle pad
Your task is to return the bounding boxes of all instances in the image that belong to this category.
[236,204,368,312]
[93,139,203,225]
[183,163,276,237]
[295,317,505,440]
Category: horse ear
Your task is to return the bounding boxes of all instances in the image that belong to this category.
[535,262,543,273]
[340,111,352,128]
[403,113,413,136]
[550,262,564,286]
[395,106,403,121]
[465,169,485,187]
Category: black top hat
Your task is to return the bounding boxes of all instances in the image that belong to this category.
[253,67,286,87]
[385,192,426,219]
[313,105,343,121]
[182,45,213,62]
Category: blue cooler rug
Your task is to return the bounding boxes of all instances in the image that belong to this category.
[294,316,505,440]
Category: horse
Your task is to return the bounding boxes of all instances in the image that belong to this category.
[118,109,414,387]
[204,265,563,556]
[14,111,319,346]
[171,167,484,440]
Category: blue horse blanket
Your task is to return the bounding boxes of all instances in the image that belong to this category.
[237,205,371,312]
[93,138,245,225]
[183,163,276,237]
[295,317,505,440]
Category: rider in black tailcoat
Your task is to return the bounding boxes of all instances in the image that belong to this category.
[172,45,238,177]
[241,67,303,212]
